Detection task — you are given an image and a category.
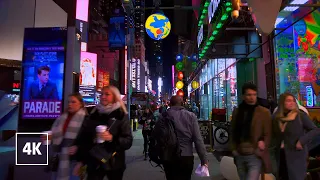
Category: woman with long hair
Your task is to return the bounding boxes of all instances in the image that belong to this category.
[43,92,87,180]
[74,86,133,180]
[138,108,155,160]
[272,92,320,180]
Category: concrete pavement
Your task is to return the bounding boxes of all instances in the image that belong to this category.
[123,130,224,180]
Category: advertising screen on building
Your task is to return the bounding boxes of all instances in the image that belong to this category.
[108,16,125,49]
[79,52,97,105]
[21,27,67,119]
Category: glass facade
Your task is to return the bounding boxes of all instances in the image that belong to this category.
[274,8,320,107]
[193,58,237,120]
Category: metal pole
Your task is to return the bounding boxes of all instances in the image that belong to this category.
[127,30,131,120]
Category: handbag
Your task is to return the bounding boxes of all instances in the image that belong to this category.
[89,144,117,170]
[89,118,117,170]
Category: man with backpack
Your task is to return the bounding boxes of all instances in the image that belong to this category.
[149,96,208,180]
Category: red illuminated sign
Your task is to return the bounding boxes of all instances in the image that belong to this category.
[13,83,20,89]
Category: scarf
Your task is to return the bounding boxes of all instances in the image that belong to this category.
[51,108,86,180]
[233,101,258,145]
[95,102,121,114]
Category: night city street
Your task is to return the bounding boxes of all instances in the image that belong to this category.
[1,0,320,179]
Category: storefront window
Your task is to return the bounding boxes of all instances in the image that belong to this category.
[217,59,226,108]
[226,62,238,120]
[275,8,320,107]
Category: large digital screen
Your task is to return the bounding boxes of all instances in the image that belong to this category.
[79,52,97,105]
[76,0,89,22]
[21,27,67,119]
[108,16,125,49]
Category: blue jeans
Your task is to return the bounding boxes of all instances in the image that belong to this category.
[234,154,262,180]
[51,161,79,180]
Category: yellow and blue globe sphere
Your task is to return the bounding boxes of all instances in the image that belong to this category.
[145,13,171,40]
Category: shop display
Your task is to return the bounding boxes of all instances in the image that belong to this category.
[275,9,320,107]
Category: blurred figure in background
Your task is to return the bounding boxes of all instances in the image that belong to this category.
[139,108,156,160]
[192,102,199,118]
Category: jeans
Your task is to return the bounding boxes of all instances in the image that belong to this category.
[234,154,262,180]
[51,161,79,180]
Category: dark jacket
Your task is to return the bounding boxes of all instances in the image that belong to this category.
[28,81,59,100]
[231,105,273,173]
[164,106,207,165]
[271,111,320,180]
[75,108,133,171]
[138,112,155,131]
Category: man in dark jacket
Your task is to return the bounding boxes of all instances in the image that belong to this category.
[160,96,208,180]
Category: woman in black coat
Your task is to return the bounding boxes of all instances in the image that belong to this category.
[74,86,133,180]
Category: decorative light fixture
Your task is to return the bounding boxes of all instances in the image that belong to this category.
[175,62,184,71]
[177,71,184,80]
[198,0,211,27]
[192,81,200,89]
[176,81,184,90]
[177,89,184,96]
[145,13,171,40]
[176,54,184,62]
[199,2,232,59]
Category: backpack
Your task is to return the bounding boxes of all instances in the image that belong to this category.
[148,111,181,168]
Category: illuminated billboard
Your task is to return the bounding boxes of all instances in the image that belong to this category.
[79,52,97,105]
[76,0,89,22]
[20,27,67,119]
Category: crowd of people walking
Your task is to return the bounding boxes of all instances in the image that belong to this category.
[43,83,320,180]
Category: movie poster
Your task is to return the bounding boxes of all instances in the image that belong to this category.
[79,52,97,105]
[21,27,67,119]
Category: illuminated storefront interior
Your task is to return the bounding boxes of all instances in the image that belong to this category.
[274,4,320,107]
[191,58,237,120]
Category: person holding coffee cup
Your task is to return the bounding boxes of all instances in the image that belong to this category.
[75,86,133,180]
[45,92,87,180]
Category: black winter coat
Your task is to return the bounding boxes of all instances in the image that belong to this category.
[75,108,133,171]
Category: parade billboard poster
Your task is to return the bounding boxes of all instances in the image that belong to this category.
[79,52,97,105]
[21,27,67,119]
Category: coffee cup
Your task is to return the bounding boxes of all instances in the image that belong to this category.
[96,125,107,143]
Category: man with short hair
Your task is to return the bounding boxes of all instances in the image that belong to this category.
[231,83,272,180]
[161,95,208,180]
[28,66,59,100]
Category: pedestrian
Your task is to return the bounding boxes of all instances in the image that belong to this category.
[139,108,156,160]
[271,92,320,180]
[153,96,208,180]
[230,83,272,180]
[192,102,199,118]
[42,92,87,180]
[74,86,133,180]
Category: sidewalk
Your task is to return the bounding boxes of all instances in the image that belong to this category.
[123,130,224,180]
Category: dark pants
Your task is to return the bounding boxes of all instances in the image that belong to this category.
[87,168,124,180]
[163,156,194,180]
[142,130,151,156]
[279,149,289,180]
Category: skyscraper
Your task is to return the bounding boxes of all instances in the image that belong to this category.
[134,0,145,42]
